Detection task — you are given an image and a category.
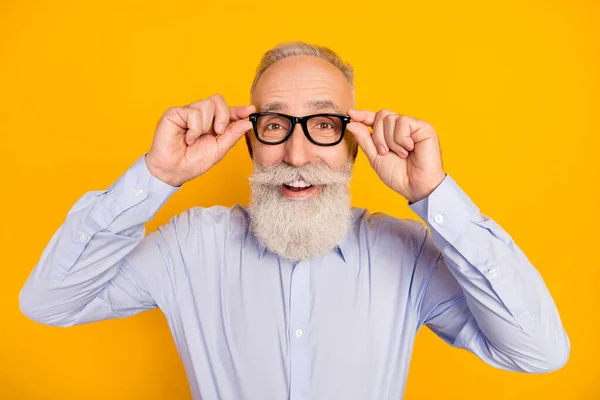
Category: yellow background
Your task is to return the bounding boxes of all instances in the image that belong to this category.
[1,0,598,398]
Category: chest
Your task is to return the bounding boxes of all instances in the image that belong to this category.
[172,249,421,365]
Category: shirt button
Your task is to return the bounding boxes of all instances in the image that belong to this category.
[433,214,444,224]
[133,187,144,196]
[294,329,303,338]
[78,232,89,242]
[486,268,498,278]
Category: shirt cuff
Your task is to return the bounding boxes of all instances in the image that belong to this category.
[408,174,480,247]
[408,174,537,332]
[78,153,181,240]
[55,154,181,279]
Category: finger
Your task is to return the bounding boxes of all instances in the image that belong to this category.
[372,110,395,155]
[185,99,206,108]
[394,117,415,157]
[182,107,206,146]
[217,120,252,155]
[404,116,431,144]
[347,121,378,161]
[229,105,256,121]
[384,114,408,158]
[186,100,214,137]
[208,94,230,134]
[348,109,376,127]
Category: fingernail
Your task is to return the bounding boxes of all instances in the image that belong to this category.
[378,144,387,154]
[217,123,225,133]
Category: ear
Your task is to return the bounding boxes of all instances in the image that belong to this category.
[244,131,254,159]
[346,134,358,160]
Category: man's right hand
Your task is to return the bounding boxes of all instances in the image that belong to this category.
[145,94,255,187]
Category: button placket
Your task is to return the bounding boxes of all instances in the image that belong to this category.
[289,261,311,400]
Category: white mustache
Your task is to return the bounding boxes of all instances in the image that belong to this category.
[249,161,352,187]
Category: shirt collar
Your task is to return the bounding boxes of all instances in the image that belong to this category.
[257,240,267,259]
[246,207,363,263]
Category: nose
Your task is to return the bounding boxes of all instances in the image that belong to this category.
[283,123,317,167]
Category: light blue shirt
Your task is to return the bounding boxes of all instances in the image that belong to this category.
[19,154,570,400]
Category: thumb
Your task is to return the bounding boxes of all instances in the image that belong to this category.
[217,119,252,154]
[348,122,378,161]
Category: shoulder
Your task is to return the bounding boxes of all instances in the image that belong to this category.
[354,208,431,261]
[192,204,249,224]
[355,209,444,303]
[161,204,248,236]
[191,204,249,236]
[147,204,249,259]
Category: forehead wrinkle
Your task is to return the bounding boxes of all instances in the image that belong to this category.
[256,78,344,111]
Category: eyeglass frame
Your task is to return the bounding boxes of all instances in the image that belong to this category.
[248,112,351,146]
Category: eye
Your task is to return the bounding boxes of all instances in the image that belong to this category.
[265,123,285,130]
[316,122,334,129]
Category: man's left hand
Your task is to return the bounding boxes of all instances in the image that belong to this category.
[348,109,446,203]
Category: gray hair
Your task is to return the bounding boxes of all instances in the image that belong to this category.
[250,41,355,96]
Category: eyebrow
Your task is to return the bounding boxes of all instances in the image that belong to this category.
[261,100,342,113]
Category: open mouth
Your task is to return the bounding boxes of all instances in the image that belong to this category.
[282,179,313,192]
[280,178,319,199]
[283,184,313,192]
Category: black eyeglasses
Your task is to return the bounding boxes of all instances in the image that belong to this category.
[248,112,351,146]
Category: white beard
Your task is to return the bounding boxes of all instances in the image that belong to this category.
[248,160,353,262]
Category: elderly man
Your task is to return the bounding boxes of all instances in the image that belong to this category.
[19,42,569,400]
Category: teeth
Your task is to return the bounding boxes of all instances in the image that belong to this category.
[285,178,312,188]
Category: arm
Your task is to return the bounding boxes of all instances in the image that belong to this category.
[412,174,570,373]
[345,107,569,371]
[20,96,256,328]
[19,154,181,327]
